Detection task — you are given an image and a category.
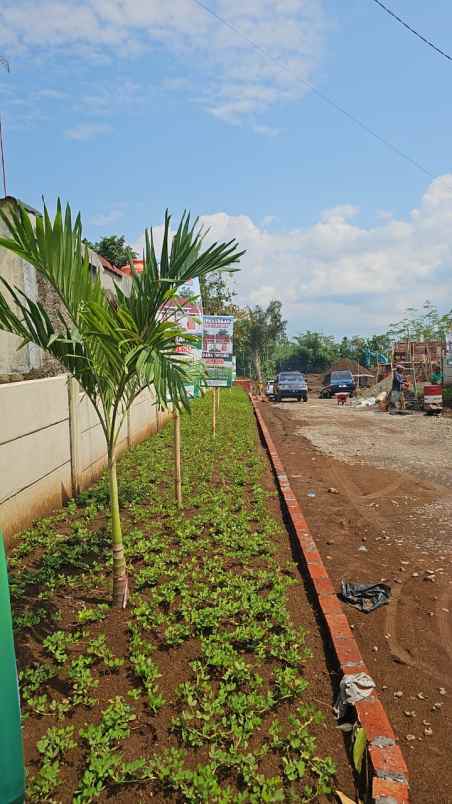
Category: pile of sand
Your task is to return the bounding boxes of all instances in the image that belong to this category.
[327,357,374,377]
[360,375,392,398]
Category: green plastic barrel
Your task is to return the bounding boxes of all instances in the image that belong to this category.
[0,534,25,804]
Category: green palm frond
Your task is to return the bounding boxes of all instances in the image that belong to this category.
[0,200,244,434]
[0,200,106,324]
[124,211,244,329]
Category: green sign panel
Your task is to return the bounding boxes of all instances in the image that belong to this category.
[205,361,234,388]
[0,535,25,804]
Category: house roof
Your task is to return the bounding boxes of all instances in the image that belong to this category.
[98,254,126,278]
[121,259,144,275]
[0,195,41,217]
[0,197,128,281]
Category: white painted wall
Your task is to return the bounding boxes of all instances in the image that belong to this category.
[0,214,41,375]
[0,375,170,541]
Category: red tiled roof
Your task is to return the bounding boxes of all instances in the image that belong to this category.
[98,255,127,277]
[121,259,144,276]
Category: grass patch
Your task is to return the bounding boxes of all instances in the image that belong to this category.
[10,388,336,802]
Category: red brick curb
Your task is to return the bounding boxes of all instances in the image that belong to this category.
[251,397,410,804]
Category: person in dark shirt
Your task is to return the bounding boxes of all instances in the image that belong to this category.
[392,365,404,392]
[389,364,405,410]
[431,364,443,385]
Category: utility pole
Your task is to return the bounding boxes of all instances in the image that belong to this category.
[0,57,10,198]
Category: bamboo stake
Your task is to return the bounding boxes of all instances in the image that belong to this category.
[174,409,182,509]
[217,386,220,412]
[212,387,217,437]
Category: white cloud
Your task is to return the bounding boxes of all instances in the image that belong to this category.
[35,88,68,100]
[133,175,452,336]
[252,123,281,137]
[77,80,144,115]
[261,214,278,227]
[0,0,326,123]
[89,208,125,227]
[65,122,112,141]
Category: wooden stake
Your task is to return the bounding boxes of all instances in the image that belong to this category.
[217,387,220,412]
[212,388,216,437]
[174,409,182,508]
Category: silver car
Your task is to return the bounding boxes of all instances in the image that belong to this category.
[274,371,308,402]
[265,380,275,398]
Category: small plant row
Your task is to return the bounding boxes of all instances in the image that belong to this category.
[10,389,336,802]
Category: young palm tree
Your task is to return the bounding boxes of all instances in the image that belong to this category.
[0,201,243,607]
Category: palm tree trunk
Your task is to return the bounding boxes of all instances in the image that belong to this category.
[174,409,182,509]
[108,453,128,608]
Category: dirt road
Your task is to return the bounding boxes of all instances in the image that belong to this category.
[256,397,452,804]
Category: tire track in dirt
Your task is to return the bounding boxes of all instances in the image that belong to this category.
[269,402,452,683]
[436,587,452,665]
[324,461,451,684]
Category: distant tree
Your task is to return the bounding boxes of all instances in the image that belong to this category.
[273,339,303,372]
[239,301,287,381]
[387,301,452,343]
[200,271,237,315]
[84,234,137,268]
[336,334,391,367]
[339,336,351,358]
[278,332,339,373]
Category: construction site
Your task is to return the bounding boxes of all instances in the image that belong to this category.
[313,337,451,414]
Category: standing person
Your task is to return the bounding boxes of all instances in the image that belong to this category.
[431,363,443,385]
[389,364,405,411]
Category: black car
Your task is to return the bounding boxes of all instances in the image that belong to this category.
[319,370,356,399]
[274,371,308,402]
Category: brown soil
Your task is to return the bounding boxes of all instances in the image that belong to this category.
[326,358,374,381]
[256,397,452,804]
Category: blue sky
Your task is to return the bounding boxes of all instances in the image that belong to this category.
[1,0,452,336]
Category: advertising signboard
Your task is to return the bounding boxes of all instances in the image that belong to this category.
[161,278,203,398]
[445,329,452,384]
[447,329,452,355]
[203,358,234,388]
[202,316,235,387]
[202,315,234,357]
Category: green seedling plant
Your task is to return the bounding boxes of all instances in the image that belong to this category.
[77,604,109,624]
[43,628,86,664]
[27,726,76,802]
[74,697,153,802]
[68,656,99,707]
[129,628,166,713]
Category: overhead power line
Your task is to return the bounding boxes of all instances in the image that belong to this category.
[0,56,10,198]
[371,0,452,63]
[191,0,432,177]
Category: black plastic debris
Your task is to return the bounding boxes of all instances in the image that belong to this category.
[340,580,391,613]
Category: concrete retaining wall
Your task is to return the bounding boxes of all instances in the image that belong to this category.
[0,376,169,541]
